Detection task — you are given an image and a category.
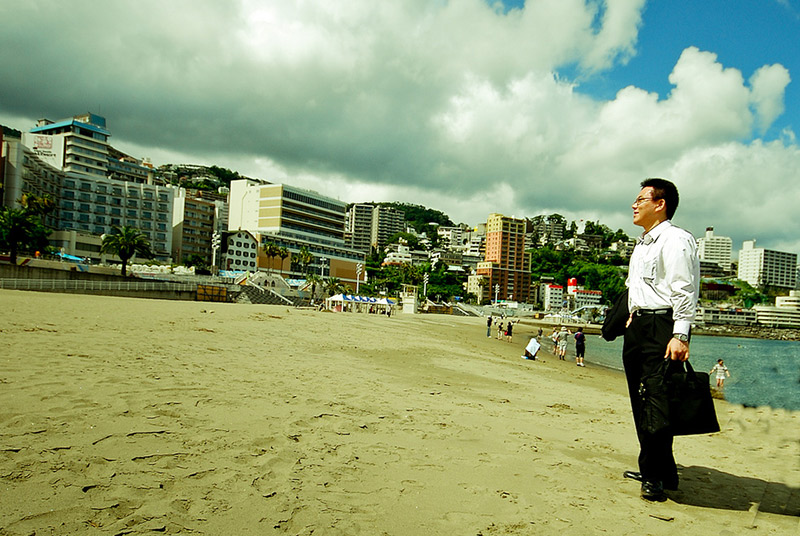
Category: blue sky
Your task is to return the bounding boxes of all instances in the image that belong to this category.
[1,1,799,255]
[579,0,799,142]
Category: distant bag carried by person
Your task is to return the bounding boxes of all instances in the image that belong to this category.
[601,289,629,342]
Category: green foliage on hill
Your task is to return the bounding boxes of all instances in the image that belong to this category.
[530,245,627,305]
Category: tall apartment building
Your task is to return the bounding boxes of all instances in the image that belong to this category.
[229,179,364,282]
[172,188,216,265]
[476,213,530,303]
[738,240,798,289]
[371,205,404,250]
[345,203,375,253]
[697,227,732,271]
[344,203,405,254]
[528,214,566,246]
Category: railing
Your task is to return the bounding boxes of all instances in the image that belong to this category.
[0,278,196,293]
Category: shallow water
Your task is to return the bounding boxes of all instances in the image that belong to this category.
[565,334,800,411]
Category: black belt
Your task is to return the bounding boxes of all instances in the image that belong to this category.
[633,308,672,316]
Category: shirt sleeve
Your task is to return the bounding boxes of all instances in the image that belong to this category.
[663,230,700,336]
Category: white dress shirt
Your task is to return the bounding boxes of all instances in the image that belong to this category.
[626,220,700,336]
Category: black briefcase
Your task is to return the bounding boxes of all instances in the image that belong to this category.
[640,360,720,436]
[668,361,721,436]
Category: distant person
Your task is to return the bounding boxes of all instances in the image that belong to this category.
[522,337,541,361]
[505,321,513,343]
[497,321,504,340]
[710,359,730,388]
[550,328,559,351]
[537,327,543,341]
[557,327,571,360]
[487,315,493,338]
[574,327,586,367]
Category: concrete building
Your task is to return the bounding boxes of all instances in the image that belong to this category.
[476,214,530,303]
[697,227,732,272]
[2,129,173,260]
[228,179,364,283]
[738,240,797,289]
[371,205,404,251]
[345,203,375,253]
[695,306,756,326]
[220,230,259,273]
[542,284,564,311]
[529,214,566,246]
[754,290,800,328]
[172,188,216,266]
[344,203,405,254]
[1,128,61,229]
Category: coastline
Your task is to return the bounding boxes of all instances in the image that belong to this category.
[519,319,800,342]
[1,290,798,535]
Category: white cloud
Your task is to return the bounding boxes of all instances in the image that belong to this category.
[749,64,791,133]
[0,0,797,254]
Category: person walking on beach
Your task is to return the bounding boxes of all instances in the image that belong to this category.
[556,327,570,360]
[497,321,504,340]
[505,320,513,342]
[621,178,700,502]
[486,315,493,338]
[574,327,586,367]
[710,359,730,388]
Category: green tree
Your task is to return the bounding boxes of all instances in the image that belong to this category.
[306,273,323,303]
[101,226,154,277]
[0,207,49,265]
[278,246,290,277]
[263,242,279,273]
[324,277,345,297]
[296,246,314,275]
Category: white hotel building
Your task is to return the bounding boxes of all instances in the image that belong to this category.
[697,227,732,271]
[2,120,174,261]
[737,240,797,290]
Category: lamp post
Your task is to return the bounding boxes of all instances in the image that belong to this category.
[356,263,363,294]
[494,284,499,304]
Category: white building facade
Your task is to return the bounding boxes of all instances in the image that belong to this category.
[697,227,732,271]
[738,240,798,289]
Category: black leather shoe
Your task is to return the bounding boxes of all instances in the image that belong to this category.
[623,470,642,482]
[625,471,678,490]
[641,480,666,502]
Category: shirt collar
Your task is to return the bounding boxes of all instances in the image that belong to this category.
[637,219,672,245]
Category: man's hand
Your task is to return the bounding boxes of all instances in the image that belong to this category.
[665,338,689,361]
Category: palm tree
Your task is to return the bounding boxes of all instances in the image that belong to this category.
[297,245,314,275]
[306,273,322,304]
[278,246,289,277]
[0,207,42,265]
[101,226,154,277]
[264,242,281,274]
[19,193,57,218]
[324,276,345,297]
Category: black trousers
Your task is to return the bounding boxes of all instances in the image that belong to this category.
[622,313,682,485]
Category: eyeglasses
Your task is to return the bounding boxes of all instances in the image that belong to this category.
[632,196,656,206]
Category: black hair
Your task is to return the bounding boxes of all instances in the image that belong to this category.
[641,177,679,220]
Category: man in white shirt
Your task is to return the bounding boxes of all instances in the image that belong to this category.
[622,178,699,501]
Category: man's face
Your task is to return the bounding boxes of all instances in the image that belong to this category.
[632,186,664,230]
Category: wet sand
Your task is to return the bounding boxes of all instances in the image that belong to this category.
[1,290,798,535]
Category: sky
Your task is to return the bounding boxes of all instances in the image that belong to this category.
[2,0,799,257]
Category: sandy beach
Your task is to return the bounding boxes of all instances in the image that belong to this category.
[0,290,798,535]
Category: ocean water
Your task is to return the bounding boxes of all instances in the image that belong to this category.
[565,334,800,411]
